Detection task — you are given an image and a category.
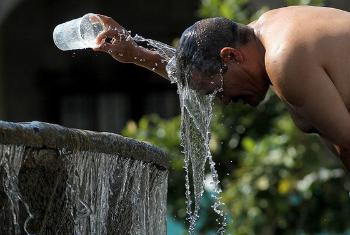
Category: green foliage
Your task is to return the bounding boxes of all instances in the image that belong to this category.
[123,100,350,234]
[123,0,350,234]
[222,113,350,234]
[199,0,250,23]
[198,0,269,23]
[198,0,325,23]
[286,0,324,6]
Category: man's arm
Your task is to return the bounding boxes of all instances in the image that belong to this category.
[321,137,350,170]
[272,58,350,171]
[93,15,174,80]
[321,137,339,156]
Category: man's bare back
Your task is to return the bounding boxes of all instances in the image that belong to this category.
[257,7,350,129]
[254,6,350,167]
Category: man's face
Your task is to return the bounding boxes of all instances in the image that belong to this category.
[190,70,223,95]
[190,69,266,107]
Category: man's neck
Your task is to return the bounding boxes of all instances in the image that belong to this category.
[242,29,270,86]
[249,22,271,85]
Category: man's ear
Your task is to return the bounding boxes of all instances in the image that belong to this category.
[220,47,244,64]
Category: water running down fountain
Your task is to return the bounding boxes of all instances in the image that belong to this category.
[132,35,227,233]
[0,121,168,235]
[51,16,226,232]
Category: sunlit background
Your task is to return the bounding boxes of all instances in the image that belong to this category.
[1,0,350,234]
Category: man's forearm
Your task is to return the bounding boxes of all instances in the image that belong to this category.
[133,46,173,80]
[321,137,339,156]
[330,144,350,171]
[321,137,350,171]
[337,146,350,171]
[93,15,176,81]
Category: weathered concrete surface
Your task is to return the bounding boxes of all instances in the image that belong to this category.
[0,121,168,169]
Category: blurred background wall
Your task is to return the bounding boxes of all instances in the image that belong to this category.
[0,0,200,132]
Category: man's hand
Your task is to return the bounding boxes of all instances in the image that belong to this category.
[93,15,138,63]
[92,14,171,80]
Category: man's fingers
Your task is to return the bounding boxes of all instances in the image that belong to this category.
[96,29,127,45]
[93,14,129,45]
[93,41,114,53]
[96,31,109,44]
[96,30,117,44]
[96,14,120,28]
[96,14,112,22]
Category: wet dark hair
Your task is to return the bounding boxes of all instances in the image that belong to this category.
[175,17,253,85]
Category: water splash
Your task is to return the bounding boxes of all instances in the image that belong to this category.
[175,72,226,233]
[0,144,167,234]
[133,34,176,63]
[0,145,34,235]
[64,151,117,235]
[63,151,167,235]
[130,34,227,233]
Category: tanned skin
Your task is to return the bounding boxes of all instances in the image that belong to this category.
[94,6,350,171]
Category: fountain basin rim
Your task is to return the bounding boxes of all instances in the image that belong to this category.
[0,120,168,169]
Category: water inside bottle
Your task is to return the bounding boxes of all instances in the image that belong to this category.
[53,13,104,51]
[80,14,104,48]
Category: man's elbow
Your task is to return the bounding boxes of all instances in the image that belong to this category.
[332,132,350,152]
[339,136,350,152]
[335,140,350,171]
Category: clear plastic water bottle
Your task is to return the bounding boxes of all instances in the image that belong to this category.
[53,13,104,51]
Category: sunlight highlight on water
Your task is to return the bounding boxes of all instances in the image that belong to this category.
[168,57,226,233]
[130,34,227,233]
[0,145,33,235]
[0,144,167,235]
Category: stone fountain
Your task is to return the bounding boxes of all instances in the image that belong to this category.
[0,121,168,235]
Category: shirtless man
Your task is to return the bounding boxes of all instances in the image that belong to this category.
[94,6,350,171]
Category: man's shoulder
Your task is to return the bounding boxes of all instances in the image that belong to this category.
[265,45,315,105]
[265,43,312,81]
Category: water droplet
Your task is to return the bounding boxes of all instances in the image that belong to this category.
[100,33,225,234]
[76,199,92,219]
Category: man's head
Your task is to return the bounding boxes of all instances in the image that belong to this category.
[175,17,269,106]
